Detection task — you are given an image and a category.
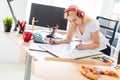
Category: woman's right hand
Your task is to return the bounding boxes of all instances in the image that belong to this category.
[49,38,59,44]
[76,43,86,50]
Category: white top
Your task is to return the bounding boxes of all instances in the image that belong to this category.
[74,20,109,51]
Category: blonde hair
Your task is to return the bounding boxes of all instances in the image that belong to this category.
[65,5,93,24]
[65,5,93,32]
[64,5,78,19]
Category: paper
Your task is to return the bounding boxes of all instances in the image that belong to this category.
[29,43,46,52]
[39,43,102,59]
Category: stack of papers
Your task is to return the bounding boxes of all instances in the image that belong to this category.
[29,43,46,52]
[39,43,102,59]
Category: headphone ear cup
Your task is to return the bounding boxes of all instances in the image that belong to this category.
[77,12,81,18]
[77,10,85,18]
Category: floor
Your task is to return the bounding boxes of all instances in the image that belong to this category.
[0,63,44,80]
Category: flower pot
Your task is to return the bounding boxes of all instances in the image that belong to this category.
[4,26,12,32]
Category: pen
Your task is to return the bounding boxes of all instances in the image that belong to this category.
[49,38,55,44]
[75,39,82,49]
[80,40,82,43]
[55,37,62,39]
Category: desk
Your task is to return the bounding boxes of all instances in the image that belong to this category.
[1,29,120,80]
[1,31,54,80]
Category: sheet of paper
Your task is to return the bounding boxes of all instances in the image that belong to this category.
[39,43,102,59]
[29,43,46,52]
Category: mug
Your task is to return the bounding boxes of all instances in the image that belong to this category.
[23,32,32,42]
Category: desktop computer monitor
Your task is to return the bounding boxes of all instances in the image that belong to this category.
[29,3,68,30]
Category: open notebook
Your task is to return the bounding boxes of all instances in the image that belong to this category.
[39,43,102,59]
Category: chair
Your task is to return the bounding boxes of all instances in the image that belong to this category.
[96,16,119,55]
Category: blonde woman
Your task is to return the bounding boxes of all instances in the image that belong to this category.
[49,5,110,55]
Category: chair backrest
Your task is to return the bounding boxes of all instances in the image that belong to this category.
[96,16,119,46]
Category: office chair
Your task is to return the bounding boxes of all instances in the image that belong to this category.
[96,16,119,56]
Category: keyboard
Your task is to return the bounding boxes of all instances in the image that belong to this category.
[33,33,46,44]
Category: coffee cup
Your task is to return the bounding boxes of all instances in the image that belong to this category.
[23,32,32,42]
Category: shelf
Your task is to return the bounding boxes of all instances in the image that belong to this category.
[110,32,120,65]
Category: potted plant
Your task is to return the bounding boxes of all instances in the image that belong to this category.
[3,17,13,32]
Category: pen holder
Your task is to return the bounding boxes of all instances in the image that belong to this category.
[18,20,26,34]
[19,26,25,34]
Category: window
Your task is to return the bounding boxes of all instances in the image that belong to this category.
[111,1,120,19]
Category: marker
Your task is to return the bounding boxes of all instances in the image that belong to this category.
[49,38,55,44]
[80,40,82,43]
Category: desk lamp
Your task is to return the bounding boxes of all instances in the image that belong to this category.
[7,0,19,31]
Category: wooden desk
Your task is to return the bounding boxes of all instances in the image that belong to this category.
[1,31,53,80]
[32,60,120,80]
[1,30,120,80]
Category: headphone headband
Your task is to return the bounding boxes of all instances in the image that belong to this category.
[64,8,77,12]
[64,7,85,18]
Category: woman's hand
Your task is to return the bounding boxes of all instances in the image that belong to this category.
[76,43,86,50]
[49,39,59,44]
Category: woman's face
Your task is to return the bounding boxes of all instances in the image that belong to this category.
[67,15,82,27]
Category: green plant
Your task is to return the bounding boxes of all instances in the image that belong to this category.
[3,17,13,27]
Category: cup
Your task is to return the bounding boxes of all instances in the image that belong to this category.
[23,32,32,42]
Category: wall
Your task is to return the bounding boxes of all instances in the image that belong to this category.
[0,0,27,20]
[0,0,27,63]
[100,0,114,18]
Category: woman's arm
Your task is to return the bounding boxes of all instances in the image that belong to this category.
[76,31,100,50]
[49,24,75,44]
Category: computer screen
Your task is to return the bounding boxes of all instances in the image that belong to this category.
[29,3,67,30]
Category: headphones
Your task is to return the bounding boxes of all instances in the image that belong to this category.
[64,7,85,18]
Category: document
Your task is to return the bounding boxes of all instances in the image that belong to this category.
[29,43,46,52]
[39,43,102,59]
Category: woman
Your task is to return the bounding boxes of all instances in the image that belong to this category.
[49,5,110,55]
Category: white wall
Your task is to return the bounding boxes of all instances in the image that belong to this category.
[71,0,103,19]
[0,0,27,63]
[100,0,114,18]
[0,0,27,20]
